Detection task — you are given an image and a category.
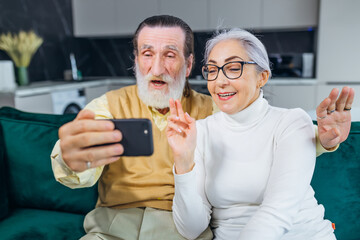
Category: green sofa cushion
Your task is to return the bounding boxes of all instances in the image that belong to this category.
[0,107,98,214]
[0,123,9,220]
[312,121,360,240]
[0,208,86,240]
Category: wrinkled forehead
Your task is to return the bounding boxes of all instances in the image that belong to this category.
[137,26,186,54]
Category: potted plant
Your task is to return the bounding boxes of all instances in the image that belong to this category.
[0,31,43,86]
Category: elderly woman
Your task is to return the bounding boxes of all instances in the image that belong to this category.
[166,29,336,240]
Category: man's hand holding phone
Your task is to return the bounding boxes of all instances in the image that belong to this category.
[59,109,124,172]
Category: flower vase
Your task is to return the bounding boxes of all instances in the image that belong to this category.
[17,66,29,86]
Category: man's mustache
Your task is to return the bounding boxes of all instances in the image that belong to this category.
[145,74,174,84]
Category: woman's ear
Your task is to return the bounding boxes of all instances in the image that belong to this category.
[257,71,270,88]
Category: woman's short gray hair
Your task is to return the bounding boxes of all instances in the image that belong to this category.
[204,28,272,78]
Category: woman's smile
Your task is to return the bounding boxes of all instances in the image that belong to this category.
[217,91,237,100]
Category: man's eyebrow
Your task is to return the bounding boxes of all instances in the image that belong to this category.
[140,44,153,51]
[165,45,179,52]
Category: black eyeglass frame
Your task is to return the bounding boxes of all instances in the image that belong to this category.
[202,61,257,81]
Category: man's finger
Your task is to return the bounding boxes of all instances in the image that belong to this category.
[75,109,96,121]
[89,156,121,169]
[63,130,122,149]
[71,143,124,163]
[67,155,121,172]
[59,119,115,137]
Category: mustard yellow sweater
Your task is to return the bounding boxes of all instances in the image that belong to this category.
[97,85,213,210]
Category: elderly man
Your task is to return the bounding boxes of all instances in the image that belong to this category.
[51,15,354,240]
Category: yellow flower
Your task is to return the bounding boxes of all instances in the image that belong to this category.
[0,31,43,67]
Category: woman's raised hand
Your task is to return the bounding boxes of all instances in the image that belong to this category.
[166,98,197,174]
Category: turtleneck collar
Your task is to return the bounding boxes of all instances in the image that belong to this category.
[220,90,269,128]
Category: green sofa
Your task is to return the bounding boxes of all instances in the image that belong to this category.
[0,107,97,240]
[0,106,359,240]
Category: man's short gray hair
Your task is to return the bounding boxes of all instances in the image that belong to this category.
[204,28,272,78]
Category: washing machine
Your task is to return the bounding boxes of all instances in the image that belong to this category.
[51,88,86,114]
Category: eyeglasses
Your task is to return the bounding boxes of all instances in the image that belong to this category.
[202,61,257,81]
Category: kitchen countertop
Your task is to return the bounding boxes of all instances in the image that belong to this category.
[3,77,317,98]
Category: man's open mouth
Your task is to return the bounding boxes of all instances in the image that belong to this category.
[151,80,167,86]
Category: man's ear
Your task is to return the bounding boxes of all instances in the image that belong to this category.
[258,70,269,88]
[185,54,194,77]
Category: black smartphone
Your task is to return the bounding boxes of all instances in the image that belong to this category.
[104,118,154,157]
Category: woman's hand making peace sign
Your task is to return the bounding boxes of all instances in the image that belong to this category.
[166,99,197,174]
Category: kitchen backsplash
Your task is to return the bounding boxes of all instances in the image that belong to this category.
[0,0,315,83]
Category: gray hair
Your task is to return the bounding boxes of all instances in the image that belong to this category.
[204,28,272,78]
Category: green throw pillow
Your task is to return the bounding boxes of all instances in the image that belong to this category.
[0,107,98,215]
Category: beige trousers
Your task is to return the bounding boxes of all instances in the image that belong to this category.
[80,207,213,240]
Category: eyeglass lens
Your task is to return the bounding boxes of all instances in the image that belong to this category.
[203,62,243,81]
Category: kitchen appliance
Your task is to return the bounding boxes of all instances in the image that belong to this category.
[0,60,16,91]
[51,89,86,114]
[269,53,314,78]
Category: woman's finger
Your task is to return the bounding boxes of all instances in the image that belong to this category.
[335,87,349,111]
[184,112,195,124]
[169,98,178,116]
[345,87,355,110]
[327,88,339,112]
[316,97,330,120]
[167,120,185,134]
[175,99,186,121]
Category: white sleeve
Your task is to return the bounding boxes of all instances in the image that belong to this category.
[172,121,212,240]
[238,109,316,239]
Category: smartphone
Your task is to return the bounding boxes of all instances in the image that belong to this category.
[102,118,154,157]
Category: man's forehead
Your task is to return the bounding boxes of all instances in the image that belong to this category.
[137,26,185,50]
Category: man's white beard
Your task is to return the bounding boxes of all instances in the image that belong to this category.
[135,64,187,109]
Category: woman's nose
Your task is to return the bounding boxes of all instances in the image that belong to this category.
[216,69,230,86]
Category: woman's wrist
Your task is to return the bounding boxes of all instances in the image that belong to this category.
[174,153,195,174]
[174,162,195,175]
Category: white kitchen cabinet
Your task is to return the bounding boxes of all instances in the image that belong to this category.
[72,0,118,37]
[262,0,318,29]
[208,0,262,29]
[317,0,360,83]
[72,0,320,37]
[263,84,316,111]
[72,0,159,36]
[209,0,318,30]
[116,0,159,35]
[159,0,208,31]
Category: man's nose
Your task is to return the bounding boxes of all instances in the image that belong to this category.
[151,55,165,77]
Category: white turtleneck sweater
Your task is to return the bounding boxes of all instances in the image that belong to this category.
[172,94,336,240]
